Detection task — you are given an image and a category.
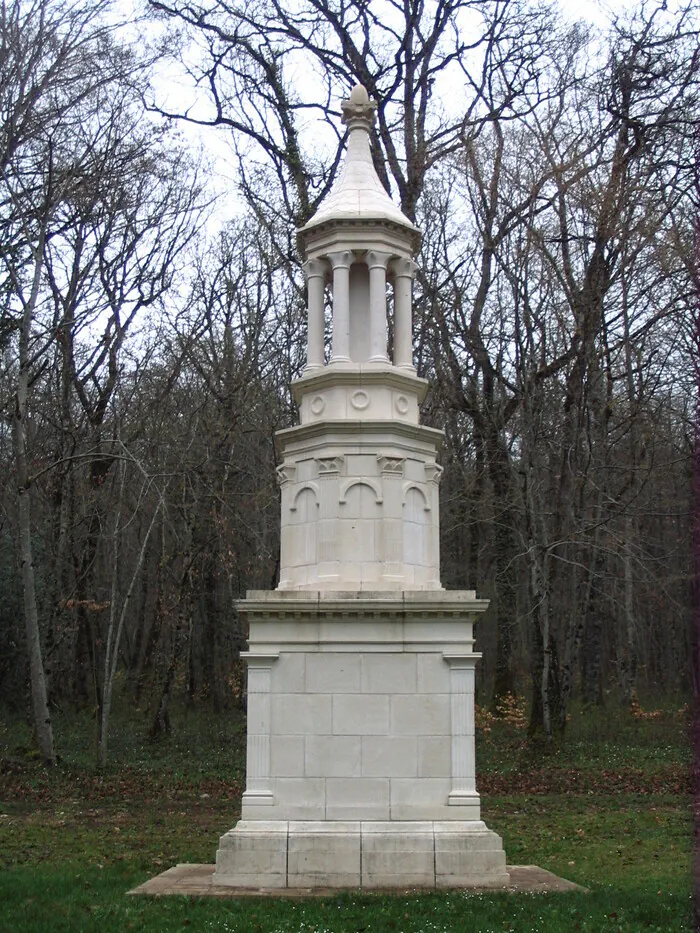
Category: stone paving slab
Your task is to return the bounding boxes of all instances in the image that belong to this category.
[128,863,585,897]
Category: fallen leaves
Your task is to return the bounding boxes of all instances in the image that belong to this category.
[479,765,689,796]
[0,764,242,808]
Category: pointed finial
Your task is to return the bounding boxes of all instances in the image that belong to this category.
[296,80,421,255]
[341,83,377,130]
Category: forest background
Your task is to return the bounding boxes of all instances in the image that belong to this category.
[0,0,697,768]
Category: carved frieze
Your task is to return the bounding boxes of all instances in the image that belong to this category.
[316,456,344,475]
[377,455,405,476]
[425,462,444,485]
[310,395,326,415]
[350,390,370,410]
[276,463,297,486]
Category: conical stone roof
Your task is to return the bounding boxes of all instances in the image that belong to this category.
[297,84,420,249]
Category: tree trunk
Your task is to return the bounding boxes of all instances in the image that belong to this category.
[149,544,194,739]
[522,403,563,751]
[487,434,517,704]
[14,242,55,765]
[149,615,188,740]
[99,469,161,767]
[581,571,605,707]
[622,517,637,704]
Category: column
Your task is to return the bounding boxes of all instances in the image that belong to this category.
[303,259,327,370]
[366,250,391,362]
[391,258,417,369]
[443,653,481,809]
[241,652,279,808]
[328,250,353,362]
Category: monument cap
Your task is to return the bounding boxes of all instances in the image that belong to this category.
[297,82,420,253]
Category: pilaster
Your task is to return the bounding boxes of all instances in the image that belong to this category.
[240,652,279,810]
[444,653,480,808]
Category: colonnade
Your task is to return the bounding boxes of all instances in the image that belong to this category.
[303,251,417,369]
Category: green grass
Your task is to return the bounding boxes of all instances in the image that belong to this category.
[0,699,692,932]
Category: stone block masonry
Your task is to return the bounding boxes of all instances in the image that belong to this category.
[212,82,509,890]
[215,821,507,889]
[213,591,508,887]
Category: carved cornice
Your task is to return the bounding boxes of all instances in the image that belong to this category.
[297,219,421,259]
[291,364,429,405]
[238,590,489,623]
[276,420,444,461]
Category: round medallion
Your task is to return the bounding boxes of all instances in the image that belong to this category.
[350,390,370,410]
[310,395,325,415]
[395,395,409,415]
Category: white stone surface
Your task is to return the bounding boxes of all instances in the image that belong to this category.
[214,821,508,889]
[272,652,305,693]
[287,823,361,887]
[306,653,360,693]
[214,822,288,888]
[361,653,416,693]
[333,694,390,735]
[362,824,434,888]
[361,736,417,777]
[270,735,305,777]
[417,653,450,692]
[418,736,451,777]
[235,599,487,824]
[326,778,391,821]
[279,84,438,595]
[305,735,362,777]
[391,695,450,735]
[277,414,444,593]
[214,83,508,891]
[298,84,419,239]
[271,694,332,735]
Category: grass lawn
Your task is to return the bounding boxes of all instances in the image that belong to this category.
[0,698,692,932]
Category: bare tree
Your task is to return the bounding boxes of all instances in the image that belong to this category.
[0,0,204,755]
[0,0,130,762]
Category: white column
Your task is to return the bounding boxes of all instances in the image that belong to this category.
[443,653,481,810]
[329,250,353,362]
[241,652,279,807]
[366,250,391,362]
[391,258,417,369]
[303,259,327,371]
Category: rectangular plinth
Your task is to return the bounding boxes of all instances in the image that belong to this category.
[239,610,483,823]
[288,822,361,887]
[214,821,509,889]
[225,591,503,887]
[361,821,434,888]
[215,822,288,889]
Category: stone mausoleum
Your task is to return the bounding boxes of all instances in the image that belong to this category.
[214,84,509,889]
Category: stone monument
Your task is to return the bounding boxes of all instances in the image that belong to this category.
[214,84,509,889]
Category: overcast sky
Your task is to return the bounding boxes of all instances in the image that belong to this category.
[151,0,639,226]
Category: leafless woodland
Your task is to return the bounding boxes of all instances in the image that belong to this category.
[0,0,696,763]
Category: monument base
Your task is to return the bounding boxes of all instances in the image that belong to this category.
[214,820,509,889]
